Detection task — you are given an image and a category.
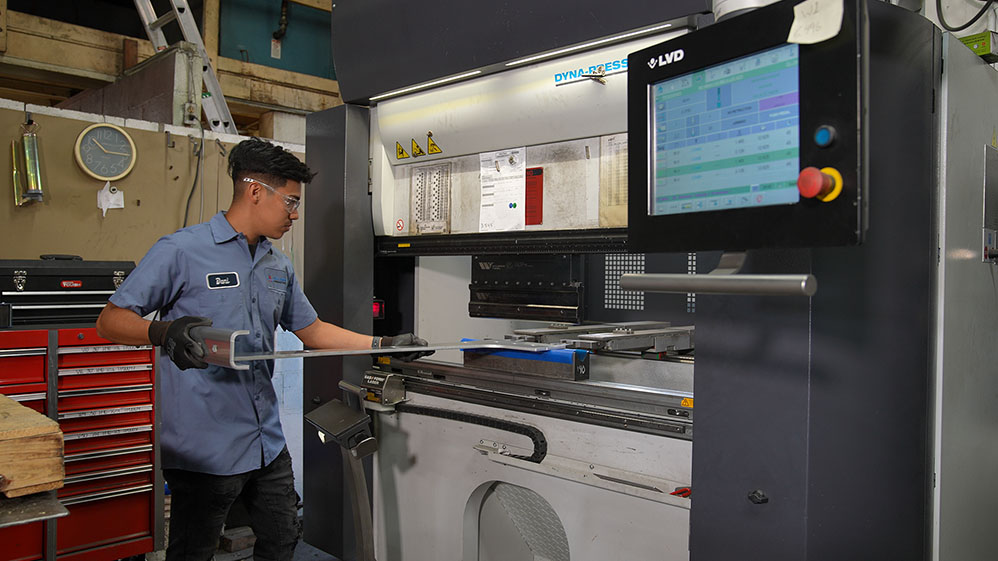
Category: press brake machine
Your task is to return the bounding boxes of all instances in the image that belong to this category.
[299,1,998,560]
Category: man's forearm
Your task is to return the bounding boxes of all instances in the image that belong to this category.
[294,319,375,350]
[96,303,153,346]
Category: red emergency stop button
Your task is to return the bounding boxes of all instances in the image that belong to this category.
[797,166,843,202]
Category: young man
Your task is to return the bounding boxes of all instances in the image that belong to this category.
[96,137,427,561]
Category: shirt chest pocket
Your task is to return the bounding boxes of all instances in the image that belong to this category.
[197,272,245,310]
[264,268,289,325]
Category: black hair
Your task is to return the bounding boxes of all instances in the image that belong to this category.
[228,137,316,188]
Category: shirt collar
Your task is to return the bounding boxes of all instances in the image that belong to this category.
[208,212,272,252]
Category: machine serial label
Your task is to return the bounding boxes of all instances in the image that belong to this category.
[206,272,240,289]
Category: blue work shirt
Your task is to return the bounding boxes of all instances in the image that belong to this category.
[110,211,317,475]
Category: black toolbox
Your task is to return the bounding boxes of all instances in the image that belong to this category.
[0,256,135,327]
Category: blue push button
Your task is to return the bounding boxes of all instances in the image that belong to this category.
[814,125,836,147]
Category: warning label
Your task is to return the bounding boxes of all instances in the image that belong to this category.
[396,142,410,159]
[427,136,442,154]
[411,139,426,157]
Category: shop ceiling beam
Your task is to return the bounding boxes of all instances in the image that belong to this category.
[0,9,340,121]
[290,0,332,12]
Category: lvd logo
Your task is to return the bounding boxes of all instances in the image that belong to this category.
[648,49,685,69]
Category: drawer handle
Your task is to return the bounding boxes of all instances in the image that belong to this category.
[9,392,46,402]
[0,347,46,358]
[58,344,152,355]
[59,364,153,377]
[59,404,153,420]
[58,384,153,398]
[12,304,108,310]
[61,483,154,506]
[63,424,153,441]
[2,290,115,297]
[65,444,154,463]
[64,464,153,485]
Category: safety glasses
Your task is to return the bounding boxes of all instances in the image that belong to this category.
[242,177,301,213]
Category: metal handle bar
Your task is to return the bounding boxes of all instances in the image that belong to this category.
[619,273,817,297]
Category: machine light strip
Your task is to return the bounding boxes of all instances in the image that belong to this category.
[504,23,674,67]
[369,70,483,101]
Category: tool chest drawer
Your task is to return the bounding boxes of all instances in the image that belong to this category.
[57,486,154,557]
[57,364,153,391]
[0,521,44,561]
[59,464,154,499]
[63,427,153,457]
[6,390,46,413]
[57,384,154,412]
[58,405,153,434]
[2,381,46,395]
[0,354,46,384]
[0,329,48,385]
[57,344,153,369]
[64,445,154,477]
[57,329,117,348]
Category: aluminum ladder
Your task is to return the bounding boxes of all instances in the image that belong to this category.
[133,0,237,134]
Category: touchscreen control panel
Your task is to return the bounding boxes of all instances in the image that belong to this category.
[628,0,866,252]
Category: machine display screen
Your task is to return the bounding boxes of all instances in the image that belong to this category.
[649,43,800,216]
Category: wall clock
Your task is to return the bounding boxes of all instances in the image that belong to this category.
[74,123,137,181]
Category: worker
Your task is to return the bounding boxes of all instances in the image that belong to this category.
[96,137,429,561]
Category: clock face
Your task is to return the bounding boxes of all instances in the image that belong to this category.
[75,124,137,181]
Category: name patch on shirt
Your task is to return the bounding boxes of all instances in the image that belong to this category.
[206,272,240,289]
[265,268,288,293]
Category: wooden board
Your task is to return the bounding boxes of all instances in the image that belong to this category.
[0,394,63,498]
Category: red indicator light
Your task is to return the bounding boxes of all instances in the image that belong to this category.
[372,299,385,319]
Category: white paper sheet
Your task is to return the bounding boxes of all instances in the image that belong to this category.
[599,134,629,227]
[479,147,526,232]
[97,181,124,217]
[787,0,843,45]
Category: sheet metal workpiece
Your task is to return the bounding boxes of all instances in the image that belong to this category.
[193,326,557,371]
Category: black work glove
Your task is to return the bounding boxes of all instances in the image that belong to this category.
[380,333,434,362]
[148,316,212,370]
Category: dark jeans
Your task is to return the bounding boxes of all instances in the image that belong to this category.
[163,447,301,561]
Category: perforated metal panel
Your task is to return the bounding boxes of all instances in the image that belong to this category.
[604,253,645,310]
[686,252,696,313]
[493,482,570,561]
[411,163,451,234]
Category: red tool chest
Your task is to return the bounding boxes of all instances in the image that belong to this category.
[0,327,162,561]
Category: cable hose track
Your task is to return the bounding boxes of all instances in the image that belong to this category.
[394,403,547,463]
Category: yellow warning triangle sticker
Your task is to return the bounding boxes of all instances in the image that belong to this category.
[427,136,442,154]
[396,142,410,159]
[411,138,426,157]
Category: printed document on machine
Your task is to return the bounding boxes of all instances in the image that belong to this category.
[479,147,526,232]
